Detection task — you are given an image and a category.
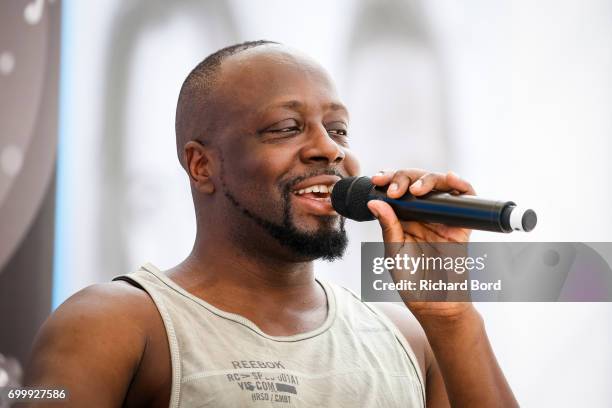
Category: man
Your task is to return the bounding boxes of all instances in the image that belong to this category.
[24,41,517,407]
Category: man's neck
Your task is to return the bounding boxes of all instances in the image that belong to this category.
[165,233,328,336]
[184,230,316,285]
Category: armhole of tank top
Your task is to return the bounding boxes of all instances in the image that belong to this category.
[366,302,426,406]
[113,274,183,408]
[332,284,426,406]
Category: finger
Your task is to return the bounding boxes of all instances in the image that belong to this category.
[387,169,427,198]
[386,171,414,198]
[385,169,430,198]
[409,171,476,196]
[401,221,448,242]
[372,169,429,195]
[367,200,404,243]
[445,171,476,195]
[421,222,472,242]
[370,170,396,186]
[409,172,446,196]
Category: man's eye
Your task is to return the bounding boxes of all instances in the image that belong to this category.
[328,129,348,136]
[264,118,302,135]
[270,126,301,133]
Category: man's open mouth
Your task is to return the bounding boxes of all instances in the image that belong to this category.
[293,184,334,201]
[290,175,340,203]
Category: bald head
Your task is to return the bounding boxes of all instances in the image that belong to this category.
[174,41,338,169]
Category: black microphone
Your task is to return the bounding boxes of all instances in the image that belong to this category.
[331,176,537,233]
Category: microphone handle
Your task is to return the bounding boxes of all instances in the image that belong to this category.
[369,187,516,233]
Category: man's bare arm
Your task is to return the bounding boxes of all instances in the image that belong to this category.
[377,303,517,408]
[22,283,153,407]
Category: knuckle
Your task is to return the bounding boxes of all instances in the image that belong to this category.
[422,172,440,183]
[393,173,411,184]
[423,173,435,182]
[382,225,395,235]
[398,168,425,177]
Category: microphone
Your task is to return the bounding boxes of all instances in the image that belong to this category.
[331,176,537,233]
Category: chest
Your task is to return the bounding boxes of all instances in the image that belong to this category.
[171,321,424,407]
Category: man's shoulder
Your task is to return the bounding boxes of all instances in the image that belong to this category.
[369,302,430,380]
[41,280,161,347]
[325,281,425,340]
[24,281,170,406]
[370,302,426,340]
[324,281,424,339]
[59,280,156,318]
[323,281,428,371]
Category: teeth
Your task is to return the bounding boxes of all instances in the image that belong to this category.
[294,184,333,195]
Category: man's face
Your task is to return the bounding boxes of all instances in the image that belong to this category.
[209,46,360,260]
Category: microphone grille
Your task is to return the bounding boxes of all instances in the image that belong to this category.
[331,176,376,221]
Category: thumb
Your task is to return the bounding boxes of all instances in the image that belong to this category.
[367,199,404,243]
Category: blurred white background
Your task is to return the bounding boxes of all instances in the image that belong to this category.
[53,0,612,406]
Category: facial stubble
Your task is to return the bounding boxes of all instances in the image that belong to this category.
[219,165,348,261]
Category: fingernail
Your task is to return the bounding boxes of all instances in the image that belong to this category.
[374,171,385,177]
[388,183,398,192]
[412,180,423,189]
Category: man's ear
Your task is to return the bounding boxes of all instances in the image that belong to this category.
[183,141,215,194]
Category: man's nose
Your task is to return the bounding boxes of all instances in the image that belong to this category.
[299,125,345,165]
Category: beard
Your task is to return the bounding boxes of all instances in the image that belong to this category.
[220,169,348,261]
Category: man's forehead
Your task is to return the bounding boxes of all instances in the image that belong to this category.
[215,45,338,101]
[223,45,327,77]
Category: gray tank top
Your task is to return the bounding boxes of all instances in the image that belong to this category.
[113,263,425,407]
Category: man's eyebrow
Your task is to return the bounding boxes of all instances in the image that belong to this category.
[326,102,350,118]
[265,100,349,118]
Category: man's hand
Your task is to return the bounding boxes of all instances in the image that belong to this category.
[367,169,518,407]
[366,169,476,320]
